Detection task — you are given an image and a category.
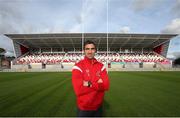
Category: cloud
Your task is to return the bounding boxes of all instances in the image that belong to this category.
[0,0,74,55]
[161,18,180,59]
[70,0,107,32]
[119,26,130,33]
[0,35,14,52]
[173,52,180,58]
[167,51,180,59]
[0,0,77,34]
[132,0,157,12]
[132,0,180,17]
[0,1,24,34]
[5,50,14,57]
[171,0,180,17]
[161,18,180,34]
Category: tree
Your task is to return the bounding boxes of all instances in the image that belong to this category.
[174,57,180,65]
[0,48,6,55]
[0,48,6,69]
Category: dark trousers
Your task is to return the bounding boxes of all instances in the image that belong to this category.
[77,106,102,117]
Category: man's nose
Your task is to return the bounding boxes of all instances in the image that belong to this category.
[87,49,92,53]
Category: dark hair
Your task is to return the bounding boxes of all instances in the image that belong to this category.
[84,40,97,50]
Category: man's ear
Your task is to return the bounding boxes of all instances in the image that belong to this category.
[95,50,97,53]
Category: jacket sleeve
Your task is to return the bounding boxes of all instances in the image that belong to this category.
[91,65,110,92]
[72,66,94,97]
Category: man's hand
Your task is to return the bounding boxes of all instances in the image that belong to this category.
[83,80,92,87]
[97,78,103,83]
[83,80,89,87]
[83,79,103,87]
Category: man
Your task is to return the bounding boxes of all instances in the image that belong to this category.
[72,40,110,117]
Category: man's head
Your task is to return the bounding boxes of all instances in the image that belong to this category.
[84,40,97,59]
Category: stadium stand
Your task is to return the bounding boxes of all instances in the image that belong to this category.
[3,33,178,72]
[13,51,170,66]
[16,53,65,64]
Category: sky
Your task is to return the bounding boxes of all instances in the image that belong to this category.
[0,0,180,58]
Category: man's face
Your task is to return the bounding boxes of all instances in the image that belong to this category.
[84,44,96,59]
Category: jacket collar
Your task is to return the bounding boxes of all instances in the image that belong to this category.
[84,56,98,65]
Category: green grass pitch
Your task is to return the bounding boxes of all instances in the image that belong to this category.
[0,71,180,117]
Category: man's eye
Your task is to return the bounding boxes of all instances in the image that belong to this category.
[85,48,95,50]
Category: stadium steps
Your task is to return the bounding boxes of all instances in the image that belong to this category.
[12,52,30,65]
[153,52,171,70]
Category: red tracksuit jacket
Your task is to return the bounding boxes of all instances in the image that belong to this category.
[72,56,110,110]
